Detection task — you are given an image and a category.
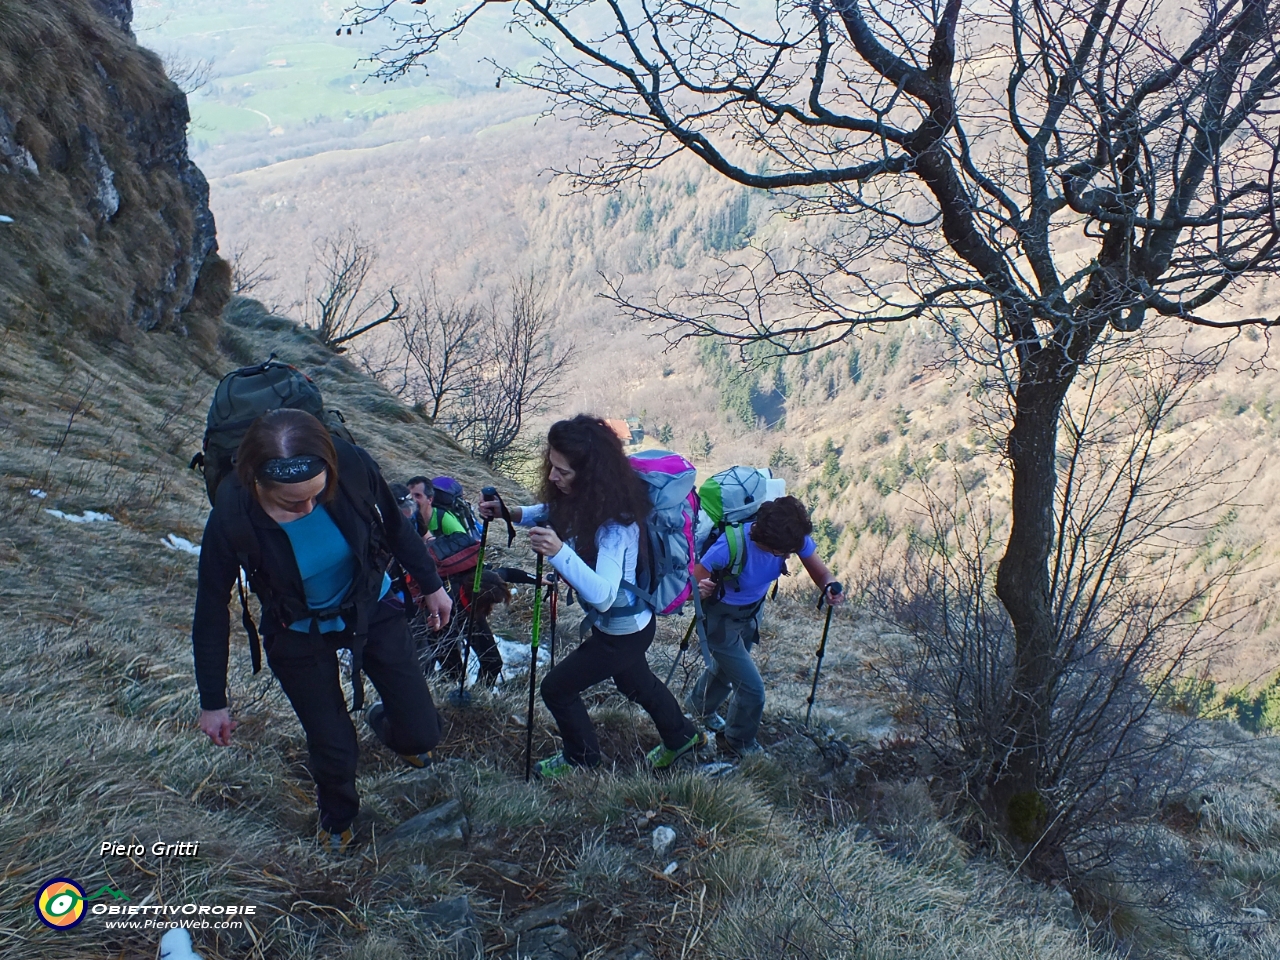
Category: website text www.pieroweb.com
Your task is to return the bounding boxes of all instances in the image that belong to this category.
[34,877,258,933]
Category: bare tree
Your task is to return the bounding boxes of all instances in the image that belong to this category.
[302,229,404,351]
[452,275,577,469]
[391,283,485,422]
[861,344,1254,878]
[162,52,212,96]
[354,0,1280,859]
[228,242,276,297]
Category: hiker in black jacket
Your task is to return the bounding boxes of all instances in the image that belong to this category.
[191,409,452,854]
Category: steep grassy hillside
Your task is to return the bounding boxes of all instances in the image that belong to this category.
[0,299,1149,960]
[0,0,227,337]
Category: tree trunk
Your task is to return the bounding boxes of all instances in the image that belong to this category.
[991,369,1073,861]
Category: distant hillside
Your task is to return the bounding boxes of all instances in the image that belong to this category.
[202,94,1280,684]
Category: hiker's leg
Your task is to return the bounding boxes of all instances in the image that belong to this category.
[539,631,618,767]
[361,602,441,755]
[266,634,359,833]
[685,603,736,717]
[715,608,766,747]
[610,619,699,750]
[468,612,504,686]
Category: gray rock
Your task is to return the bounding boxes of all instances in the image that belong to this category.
[385,799,470,851]
[420,896,476,929]
[0,107,37,175]
[79,126,119,221]
[505,924,580,960]
[651,825,677,856]
[512,900,585,933]
[604,943,652,960]
[90,0,133,33]
[417,895,483,960]
[487,859,525,878]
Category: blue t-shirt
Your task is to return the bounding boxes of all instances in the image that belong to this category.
[279,505,390,633]
[700,521,816,606]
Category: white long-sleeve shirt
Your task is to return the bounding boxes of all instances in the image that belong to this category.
[519,504,651,635]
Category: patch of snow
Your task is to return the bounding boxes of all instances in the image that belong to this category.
[495,635,551,681]
[29,489,47,499]
[699,762,736,777]
[45,509,114,523]
[162,534,201,556]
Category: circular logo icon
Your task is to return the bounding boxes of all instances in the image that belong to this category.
[35,878,86,929]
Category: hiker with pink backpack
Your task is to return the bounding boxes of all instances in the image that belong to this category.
[478,414,704,778]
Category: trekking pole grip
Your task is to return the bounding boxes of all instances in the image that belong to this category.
[817,580,844,610]
[482,485,516,546]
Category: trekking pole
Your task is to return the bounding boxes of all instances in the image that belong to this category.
[547,572,559,669]
[804,581,843,729]
[525,528,547,782]
[454,486,498,707]
[664,616,698,686]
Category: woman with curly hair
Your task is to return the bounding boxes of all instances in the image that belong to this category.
[479,414,702,777]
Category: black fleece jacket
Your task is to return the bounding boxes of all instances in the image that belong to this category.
[192,443,442,710]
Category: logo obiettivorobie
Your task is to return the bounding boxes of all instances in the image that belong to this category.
[34,878,128,929]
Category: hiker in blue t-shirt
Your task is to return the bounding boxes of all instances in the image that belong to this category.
[688,496,842,755]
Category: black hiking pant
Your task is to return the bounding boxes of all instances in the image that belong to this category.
[265,599,440,833]
[434,616,502,686]
[540,617,696,767]
[421,572,503,686]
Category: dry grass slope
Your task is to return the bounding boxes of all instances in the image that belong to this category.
[4,302,1280,959]
[0,300,1125,960]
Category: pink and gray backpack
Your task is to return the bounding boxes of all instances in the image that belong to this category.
[578,449,707,640]
[622,449,700,616]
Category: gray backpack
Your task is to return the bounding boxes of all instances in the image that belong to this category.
[191,357,352,505]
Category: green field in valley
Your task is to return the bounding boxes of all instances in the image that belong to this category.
[135,0,477,150]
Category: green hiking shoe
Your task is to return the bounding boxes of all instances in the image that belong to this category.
[534,752,576,780]
[318,826,354,855]
[647,732,706,770]
[365,703,436,769]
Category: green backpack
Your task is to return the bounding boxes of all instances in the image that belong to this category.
[191,357,353,506]
[696,466,772,585]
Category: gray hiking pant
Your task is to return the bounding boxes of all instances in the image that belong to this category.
[685,598,766,748]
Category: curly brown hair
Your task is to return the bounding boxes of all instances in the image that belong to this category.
[469,569,512,620]
[541,414,650,564]
[749,496,813,555]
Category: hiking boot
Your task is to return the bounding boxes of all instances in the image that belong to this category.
[715,731,762,758]
[318,826,354,855]
[534,752,576,780]
[365,703,436,770]
[702,712,727,733]
[647,732,706,770]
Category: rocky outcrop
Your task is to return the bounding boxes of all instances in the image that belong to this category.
[90,0,133,34]
[0,0,226,337]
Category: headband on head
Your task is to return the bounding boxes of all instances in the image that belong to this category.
[259,455,326,485]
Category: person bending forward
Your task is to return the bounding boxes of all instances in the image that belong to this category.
[689,496,842,756]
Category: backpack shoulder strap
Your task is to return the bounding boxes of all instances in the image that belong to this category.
[724,525,749,578]
[332,437,378,524]
[214,478,265,674]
